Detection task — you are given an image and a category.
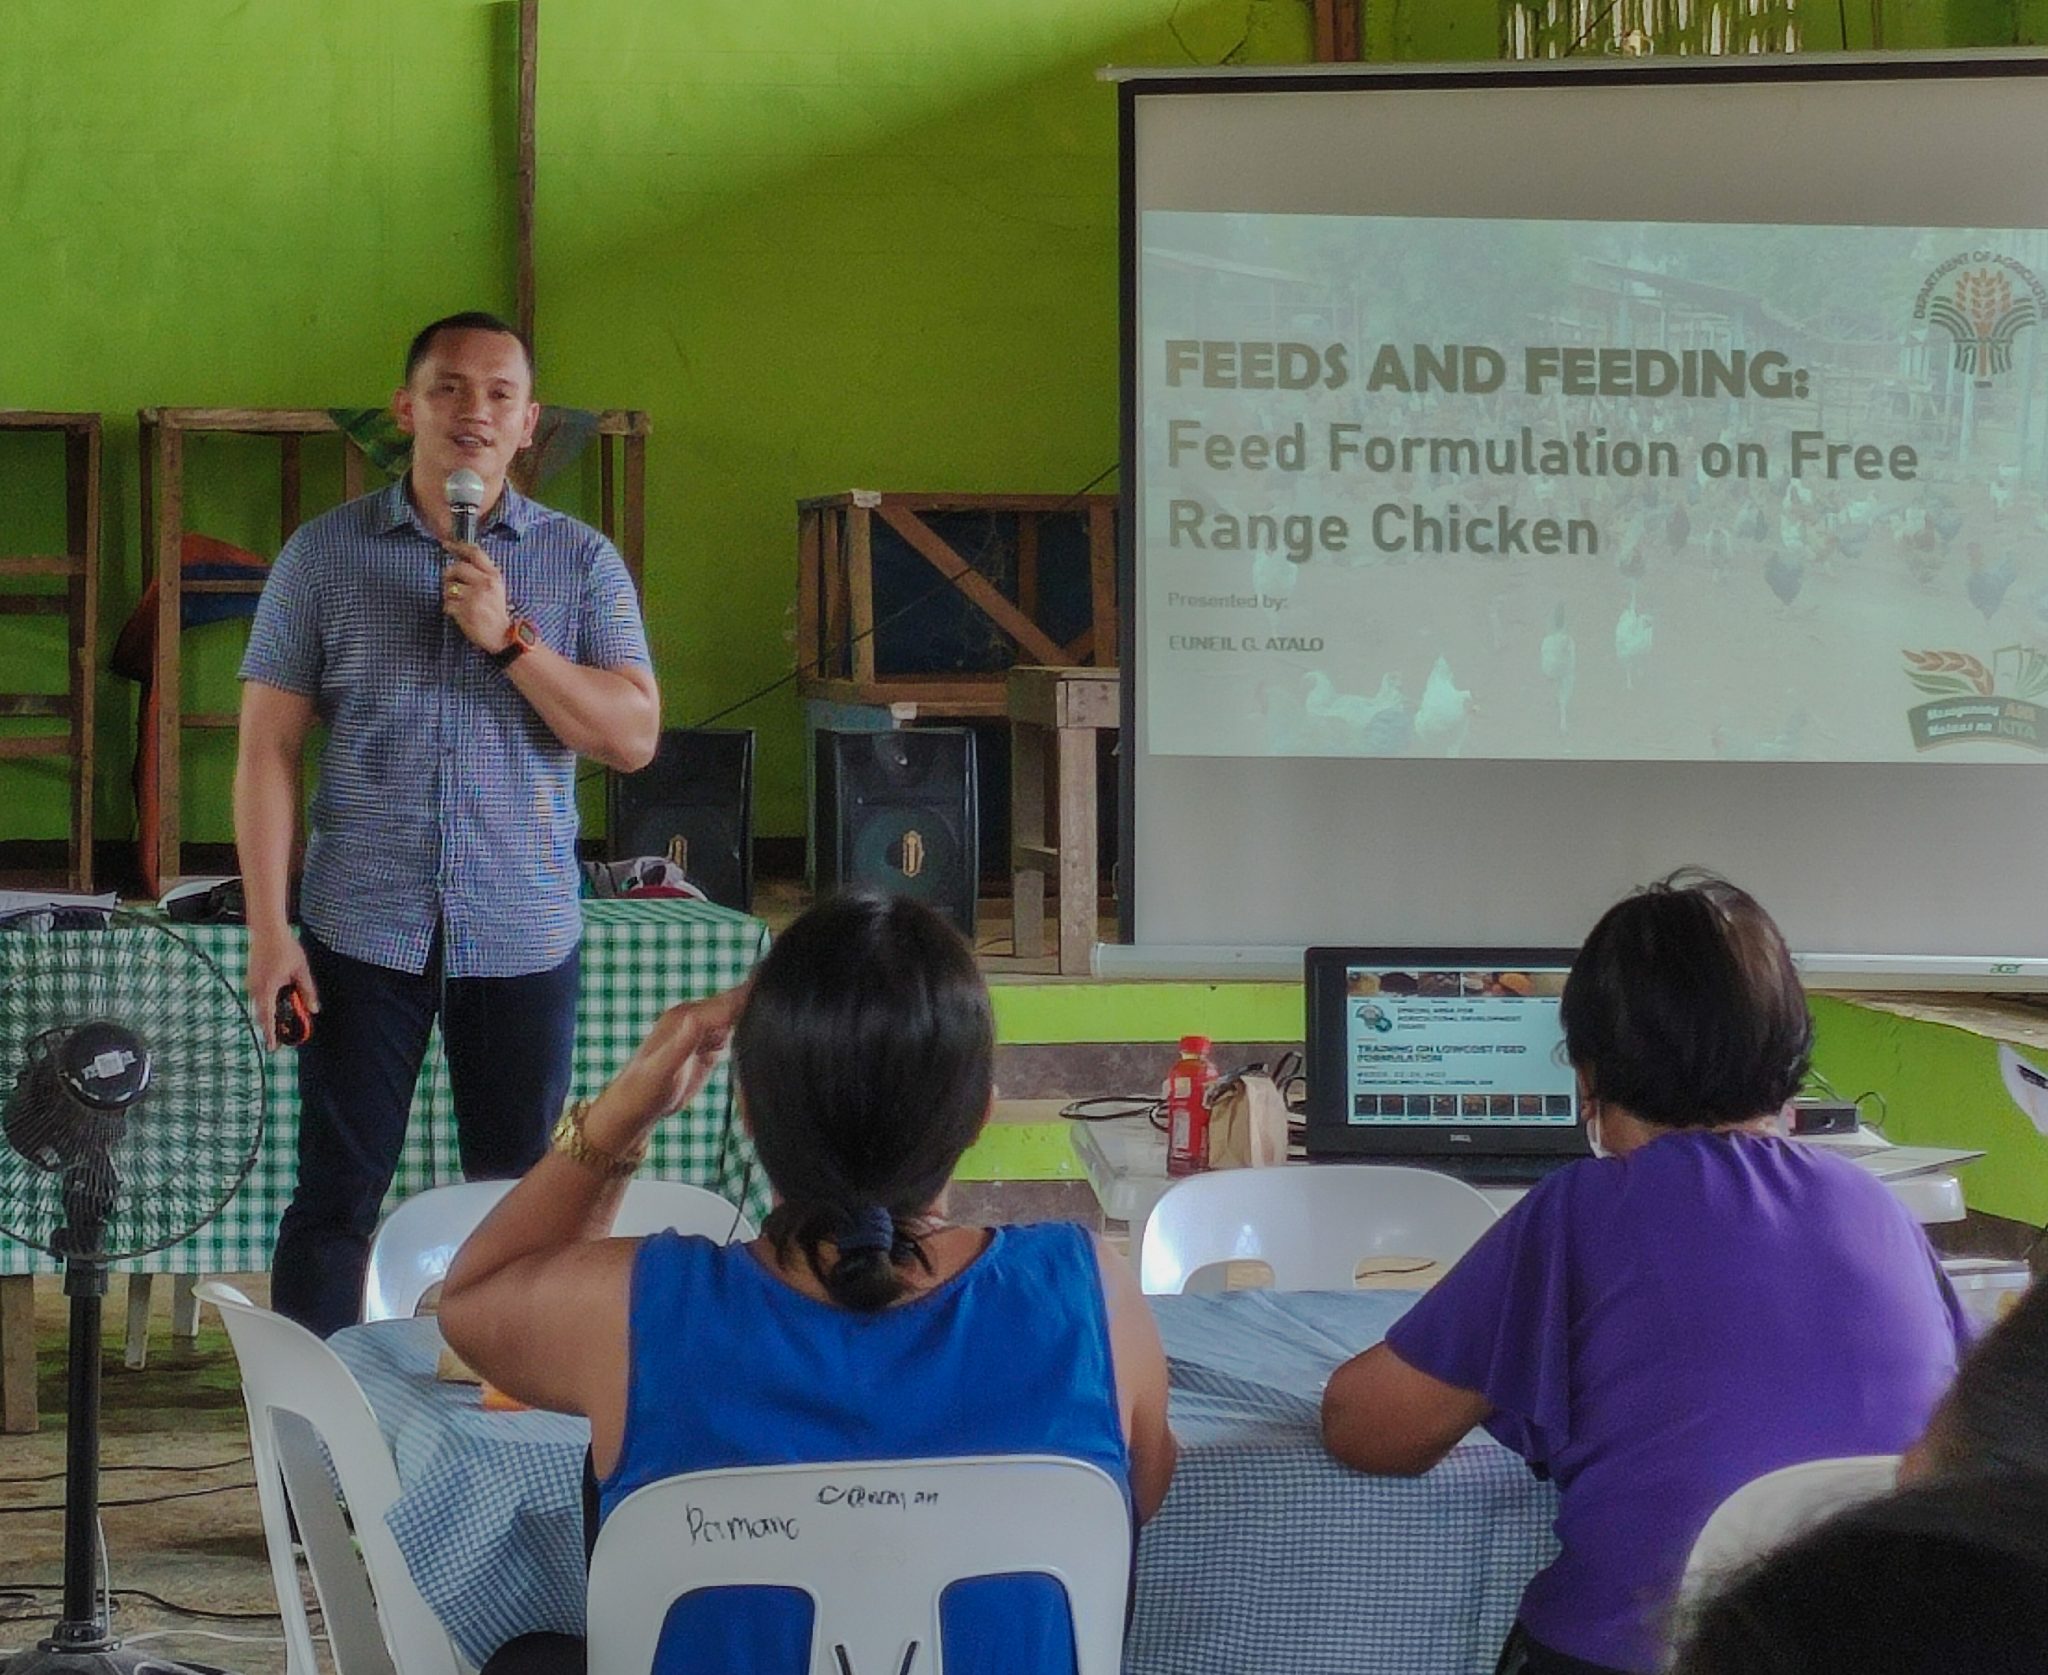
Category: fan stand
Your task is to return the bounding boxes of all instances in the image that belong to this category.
[3,1187,232,1675]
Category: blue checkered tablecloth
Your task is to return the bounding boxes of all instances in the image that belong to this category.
[329,1289,1559,1674]
[0,899,771,1276]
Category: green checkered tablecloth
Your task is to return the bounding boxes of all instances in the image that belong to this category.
[0,899,770,1276]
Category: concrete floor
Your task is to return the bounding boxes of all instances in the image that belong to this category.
[0,1272,312,1675]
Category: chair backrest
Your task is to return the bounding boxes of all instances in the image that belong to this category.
[1138,1164,1501,1294]
[1681,1454,1901,1603]
[588,1455,1131,1675]
[363,1176,756,1323]
[197,1281,460,1675]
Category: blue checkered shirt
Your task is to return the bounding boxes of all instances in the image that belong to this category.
[239,478,652,978]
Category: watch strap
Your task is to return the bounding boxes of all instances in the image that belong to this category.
[490,617,536,669]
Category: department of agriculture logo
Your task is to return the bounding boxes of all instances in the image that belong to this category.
[1901,646,2048,751]
[1915,252,2047,386]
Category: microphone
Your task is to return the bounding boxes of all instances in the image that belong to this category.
[445,468,486,546]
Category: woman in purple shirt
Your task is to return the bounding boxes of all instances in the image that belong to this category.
[1320,873,1967,1675]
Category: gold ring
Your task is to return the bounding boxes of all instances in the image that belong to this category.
[449,583,464,600]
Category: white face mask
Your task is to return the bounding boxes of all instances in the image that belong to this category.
[1585,1103,1611,1160]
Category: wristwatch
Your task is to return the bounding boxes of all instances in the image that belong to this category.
[550,1098,644,1179]
[490,617,539,668]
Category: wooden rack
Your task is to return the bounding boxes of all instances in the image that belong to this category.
[796,491,1117,719]
[137,407,649,890]
[0,412,101,890]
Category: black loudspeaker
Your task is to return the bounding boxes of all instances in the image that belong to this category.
[608,729,756,911]
[814,728,978,937]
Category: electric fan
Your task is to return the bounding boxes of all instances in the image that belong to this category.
[0,910,264,1675]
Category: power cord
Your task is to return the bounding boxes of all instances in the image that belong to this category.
[0,1584,308,1625]
[0,1455,250,1488]
[1059,1052,1307,1133]
[0,1479,253,1516]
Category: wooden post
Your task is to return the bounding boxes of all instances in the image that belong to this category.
[517,0,539,350]
[847,502,876,686]
[622,428,646,593]
[822,509,850,679]
[796,505,823,680]
[0,1274,33,1433]
[1087,500,1118,668]
[1011,695,1048,960]
[153,421,185,893]
[1054,713,1097,976]
[1312,0,1363,59]
[65,421,100,892]
[1335,0,1361,61]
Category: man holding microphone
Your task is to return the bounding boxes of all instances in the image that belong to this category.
[234,311,659,1336]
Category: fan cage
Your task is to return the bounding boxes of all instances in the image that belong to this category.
[0,911,264,1262]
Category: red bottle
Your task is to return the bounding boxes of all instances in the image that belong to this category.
[1164,1035,1219,1177]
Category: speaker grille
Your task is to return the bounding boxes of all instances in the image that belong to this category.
[815,729,978,936]
[608,729,756,911]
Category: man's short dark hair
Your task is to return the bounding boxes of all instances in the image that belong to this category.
[403,312,536,387]
[1560,869,1813,1128]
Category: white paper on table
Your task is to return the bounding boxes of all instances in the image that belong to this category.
[1999,1043,2048,1136]
[0,890,119,919]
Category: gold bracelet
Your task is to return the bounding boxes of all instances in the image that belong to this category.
[549,1098,645,1180]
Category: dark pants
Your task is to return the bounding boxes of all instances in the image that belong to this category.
[1497,1623,1633,1675]
[270,926,580,1337]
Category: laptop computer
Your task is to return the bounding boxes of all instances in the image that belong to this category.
[1302,946,1591,1183]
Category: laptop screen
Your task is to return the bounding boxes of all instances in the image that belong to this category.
[1304,947,1587,1161]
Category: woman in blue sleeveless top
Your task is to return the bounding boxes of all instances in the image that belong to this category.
[442,892,1177,1675]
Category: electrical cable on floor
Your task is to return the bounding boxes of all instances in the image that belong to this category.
[126,1628,304,1648]
[0,1583,312,1624]
[0,1479,254,1515]
[0,1454,251,1487]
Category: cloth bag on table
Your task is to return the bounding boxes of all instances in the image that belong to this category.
[1206,1072,1290,1169]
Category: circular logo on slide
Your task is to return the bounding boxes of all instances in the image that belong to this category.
[1914,252,2047,386]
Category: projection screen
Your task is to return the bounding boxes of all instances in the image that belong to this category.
[1117,54,2048,982]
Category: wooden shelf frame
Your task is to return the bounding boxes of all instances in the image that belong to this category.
[795,491,1117,717]
[0,412,101,890]
[137,406,650,889]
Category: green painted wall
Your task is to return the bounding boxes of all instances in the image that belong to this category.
[977,983,2048,1214]
[0,0,1309,849]
[1811,996,2048,1226]
[0,1,523,845]
[9,0,2048,846]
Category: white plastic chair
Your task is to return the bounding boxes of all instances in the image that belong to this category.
[363,1175,756,1323]
[588,1455,1132,1675]
[1138,1164,1501,1294]
[197,1280,459,1675]
[1680,1454,1901,1602]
